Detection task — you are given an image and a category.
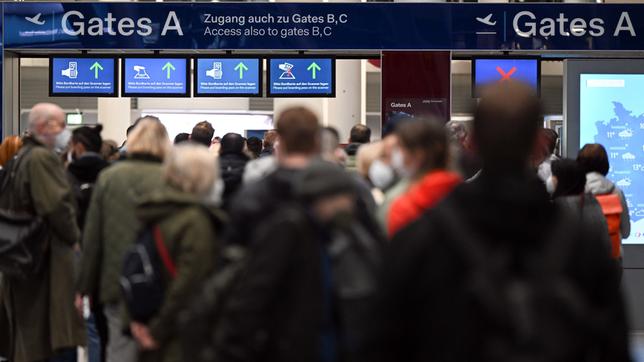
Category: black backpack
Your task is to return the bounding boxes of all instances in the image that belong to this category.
[0,146,48,279]
[178,244,247,362]
[120,224,176,323]
[438,204,611,362]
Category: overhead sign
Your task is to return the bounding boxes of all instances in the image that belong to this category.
[472,58,540,97]
[195,58,262,97]
[122,57,188,97]
[268,58,334,97]
[50,57,117,96]
[4,3,644,51]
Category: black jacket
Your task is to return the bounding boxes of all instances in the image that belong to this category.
[226,167,301,246]
[219,152,250,206]
[370,171,630,362]
[215,205,329,362]
[67,154,110,229]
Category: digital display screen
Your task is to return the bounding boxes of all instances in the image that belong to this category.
[473,58,540,97]
[50,57,117,96]
[268,58,334,97]
[195,58,262,97]
[580,73,644,244]
[122,58,188,96]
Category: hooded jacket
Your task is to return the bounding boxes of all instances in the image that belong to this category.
[585,172,630,239]
[136,187,223,362]
[370,171,629,362]
[78,154,165,305]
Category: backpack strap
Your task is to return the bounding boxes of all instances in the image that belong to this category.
[154,225,177,279]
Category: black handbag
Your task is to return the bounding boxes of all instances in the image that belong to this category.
[0,145,48,279]
[0,209,47,278]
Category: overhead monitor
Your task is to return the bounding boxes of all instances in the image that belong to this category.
[50,57,117,96]
[267,57,335,97]
[122,57,189,97]
[472,58,540,97]
[194,58,262,97]
[565,60,644,245]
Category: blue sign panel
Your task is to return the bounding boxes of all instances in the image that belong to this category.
[473,58,540,97]
[580,73,644,244]
[4,3,644,51]
[50,57,117,96]
[122,58,188,97]
[268,58,334,97]
[195,58,261,97]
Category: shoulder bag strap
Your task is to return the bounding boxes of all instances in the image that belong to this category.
[154,225,177,279]
[0,145,34,200]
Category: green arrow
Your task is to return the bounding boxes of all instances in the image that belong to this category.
[161,62,176,79]
[89,61,104,79]
[234,62,249,79]
[307,62,321,80]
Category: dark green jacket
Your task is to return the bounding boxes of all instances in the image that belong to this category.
[0,137,85,362]
[136,187,222,362]
[77,154,165,305]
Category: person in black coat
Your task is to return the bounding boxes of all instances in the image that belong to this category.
[214,161,358,362]
[368,82,630,362]
[66,124,110,362]
[219,133,250,207]
[67,124,110,229]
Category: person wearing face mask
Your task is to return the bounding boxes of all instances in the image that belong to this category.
[213,160,370,362]
[387,119,462,237]
[375,117,414,235]
[0,103,85,362]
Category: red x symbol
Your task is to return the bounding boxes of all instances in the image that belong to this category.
[496,66,517,81]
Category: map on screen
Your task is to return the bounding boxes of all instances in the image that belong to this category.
[580,73,644,244]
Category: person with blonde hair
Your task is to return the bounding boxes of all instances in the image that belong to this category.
[130,144,224,362]
[77,117,170,362]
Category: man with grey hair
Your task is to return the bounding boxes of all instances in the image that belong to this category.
[0,103,85,361]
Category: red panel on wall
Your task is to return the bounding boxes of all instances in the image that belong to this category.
[381,51,451,135]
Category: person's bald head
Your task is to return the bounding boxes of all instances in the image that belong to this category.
[29,103,65,131]
[28,103,66,149]
[473,81,542,172]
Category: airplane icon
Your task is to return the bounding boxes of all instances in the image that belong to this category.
[476,14,496,26]
[25,13,45,26]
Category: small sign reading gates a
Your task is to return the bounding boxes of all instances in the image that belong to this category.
[122,57,189,97]
[195,58,262,97]
[50,57,117,96]
[267,58,335,97]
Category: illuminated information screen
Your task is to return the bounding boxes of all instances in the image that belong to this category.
[268,58,334,97]
[473,58,539,97]
[122,58,188,96]
[580,73,644,244]
[195,58,261,96]
[50,57,116,96]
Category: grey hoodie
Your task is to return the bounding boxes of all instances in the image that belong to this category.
[585,172,631,239]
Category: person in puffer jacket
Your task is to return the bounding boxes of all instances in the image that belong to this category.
[577,143,631,247]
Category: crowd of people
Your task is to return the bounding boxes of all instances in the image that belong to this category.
[0,81,633,362]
